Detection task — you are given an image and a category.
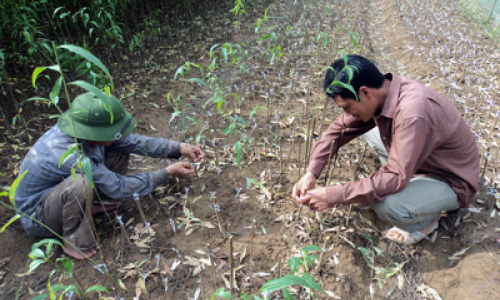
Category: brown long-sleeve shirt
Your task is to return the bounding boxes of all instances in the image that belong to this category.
[307,73,479,208]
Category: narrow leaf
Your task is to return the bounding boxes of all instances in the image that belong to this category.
[82,157,95,188]
[59,45,113,90]
[0,214,20,232]
[10,170,28,207]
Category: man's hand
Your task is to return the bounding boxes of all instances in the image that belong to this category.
[166,162,194,178]
[180,143,205,162]
[295,187,331,212]
[292,172,317,200]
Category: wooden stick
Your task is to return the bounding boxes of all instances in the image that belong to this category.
[130,186,149,229]
[306,116,317,165]
[229,236,235,295]
[327,129,344,186]
[114,211,131,246]
[303,117,313,174]
[207,245,218,291]
[324,141,336,185]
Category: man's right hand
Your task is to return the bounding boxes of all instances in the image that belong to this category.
[292,172,317,201]
[166,162,194,178]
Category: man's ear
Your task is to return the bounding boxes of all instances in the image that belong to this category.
[358,86,372,100]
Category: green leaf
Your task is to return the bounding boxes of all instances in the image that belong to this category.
[261,275,308,293]
[212,287,233,299]
[209,43,219,59]
[223,124,233,135]
[187,78,208,88]
[82,156,95,188]
[336,81,358,101]
[300,245,322,253]
[32,294,49,300]
[59,45,113,90]
[28,259,45,273]
[70,81,114,123]
[56,257,74,275]
[221,47,228,63]
[85,284,109,294]
[60,285,79,300]
[235,141,242,167]
[0,214,20,232]
[10,170,28,207]
[174,65,186,81]
[48,78,61,103]
[283,288,295,300]
[29,248,46,260]
[186,116,199,127]
[216,99,224,113]
[59,144,79,168]
[32,67,47,87]
[170,110,181,123]
[288,257,301,274]
[300,273,323,292]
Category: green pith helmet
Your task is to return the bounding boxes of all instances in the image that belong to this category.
[58,92,136,141]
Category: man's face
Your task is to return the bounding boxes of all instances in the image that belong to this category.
[87,140,115,147]
[334,91,376,122]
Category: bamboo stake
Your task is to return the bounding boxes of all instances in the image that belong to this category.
[327,129,344,186]
[306,116,316,164]
[303,116,313,174]
[207,245,217,291]
[229,236,235,295]
[114,211,131,246]
[130,186,149,232]
[211,194,225,238]
[324,141,336,185]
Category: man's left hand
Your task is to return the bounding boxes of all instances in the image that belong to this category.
[295,187,331,212]
[180,143,205,162]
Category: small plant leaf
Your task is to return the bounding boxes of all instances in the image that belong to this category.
[59,45,113,90]
[186,116,199,127]
[28,259,45,273]
[283,288,295,300]
[187,78,208,88]
[301,245,322,253]
[59,144,79,168]
[0,214,20,232]
[10,170,28,207]
[235,141,242,167]
[56,257,74,275]
[85,284,109,294]
[300,273,324,292]
[29,248,46,260]
[212,287,233,299]
[288,257,301,274]
[82,156,95,188]
[261,275,309,293]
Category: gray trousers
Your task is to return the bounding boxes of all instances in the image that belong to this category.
[39,153,129,249]
[363,128,459,232]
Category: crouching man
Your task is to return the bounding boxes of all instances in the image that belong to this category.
[15,92,205,259]
[293,55,479,244]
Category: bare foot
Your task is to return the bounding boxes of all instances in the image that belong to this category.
[385,218,440,244]
[91,201,120,214]
[63,242,98,260]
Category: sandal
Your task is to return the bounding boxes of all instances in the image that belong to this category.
[385,218,440,245]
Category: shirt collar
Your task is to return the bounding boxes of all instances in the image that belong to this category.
[377,73,400,119]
